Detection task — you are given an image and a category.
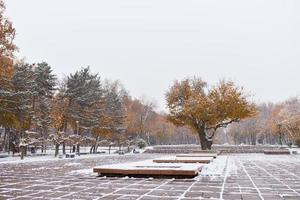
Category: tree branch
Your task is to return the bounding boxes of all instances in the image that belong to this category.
[206,118,240,131]
[205,118,240,139]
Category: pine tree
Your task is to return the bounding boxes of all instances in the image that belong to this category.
[65,67,102,154]
[11,63,36,129]
[32,62,57,151]
[102,81,126,149]
[6,63,37,154]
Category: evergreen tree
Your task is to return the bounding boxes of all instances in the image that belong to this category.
[102,81,126,149]
[32,62,57,149]
[11,63,36,129]
[65,67,102,154]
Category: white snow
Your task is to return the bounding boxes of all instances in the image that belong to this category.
[199,155,235,177]
[69,168,93,175]
[0,152,120,164]
[64,162,81,166]
[94,159,204,171]
[288,147,300,154]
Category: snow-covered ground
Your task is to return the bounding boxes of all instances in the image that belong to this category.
[199,155,229,177]
[0,152,122,164]
[0,146,147,164]
[1,153,300,199]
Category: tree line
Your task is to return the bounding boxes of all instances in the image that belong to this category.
[0,63,197,157]
[227,98,300,146]
[0,1,197,158]
[1,0,300,154]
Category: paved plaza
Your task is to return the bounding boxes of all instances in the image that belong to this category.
[1,153,300,200]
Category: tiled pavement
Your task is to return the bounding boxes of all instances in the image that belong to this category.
[1,153,300,200]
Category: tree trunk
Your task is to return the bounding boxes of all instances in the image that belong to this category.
[197,128,213,150]
[24,147,27,156]
[76,144,80,156]
[251,135,256,145]
[62,142,66,154]
[279,132,283,146]
[55,144,59,157]
[95,144,98,153]
[20,146,25,160]
[3,128,7,152]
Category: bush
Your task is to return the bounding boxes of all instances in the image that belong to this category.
[136,139,147,149]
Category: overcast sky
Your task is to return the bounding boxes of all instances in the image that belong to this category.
[5,0,300,111]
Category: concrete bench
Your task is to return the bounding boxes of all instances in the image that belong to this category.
[192,150,220,155]
[263,149,290,155]
[93,160,203,178]
[153,156,213,164]
[176,153,218,158]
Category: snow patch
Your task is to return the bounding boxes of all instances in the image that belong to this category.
[64,162,81,166]
[69,168,93,175]
[199,155,235,177]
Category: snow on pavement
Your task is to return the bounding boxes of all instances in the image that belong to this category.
[1,153,300,199]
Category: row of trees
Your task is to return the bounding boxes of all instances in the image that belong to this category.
[0,63,197,157]
[227,98,300,146]
[0,1,197,157]
[2,0,300,153]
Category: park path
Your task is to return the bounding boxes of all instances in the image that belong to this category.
[1,154,300,199]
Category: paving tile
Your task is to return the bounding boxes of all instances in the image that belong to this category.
[1,154,300,200]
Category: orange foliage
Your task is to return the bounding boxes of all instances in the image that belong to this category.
[0,0,17,80]
[166,77,256,149]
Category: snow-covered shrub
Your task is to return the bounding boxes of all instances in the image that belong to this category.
[136,139,147,149]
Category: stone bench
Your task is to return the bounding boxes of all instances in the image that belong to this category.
[263,149,290,155]
[153,156,213,164]
[93,160,203,178]
[176,153,218,158]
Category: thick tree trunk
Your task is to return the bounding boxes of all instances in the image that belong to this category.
[197,128,213,150]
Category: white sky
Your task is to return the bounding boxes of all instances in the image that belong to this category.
[5,0,300,111]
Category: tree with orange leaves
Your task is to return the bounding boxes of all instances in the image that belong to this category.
[0,0,17,125]
[0,0,16,80]
[166,77,256,150]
